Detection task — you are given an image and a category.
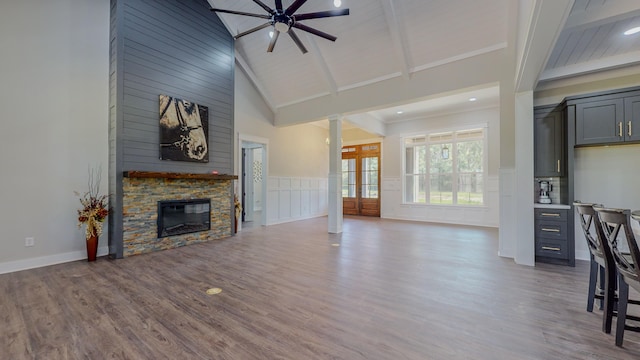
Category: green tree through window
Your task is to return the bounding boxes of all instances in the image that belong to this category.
[404,128,485,205]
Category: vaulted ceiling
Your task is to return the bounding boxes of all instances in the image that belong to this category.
[541,0,640,83]
[207,0,640,131]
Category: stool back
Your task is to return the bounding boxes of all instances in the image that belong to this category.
[574,201,610,264]
[593,206,640,285]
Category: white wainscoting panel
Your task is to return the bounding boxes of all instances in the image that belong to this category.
[267,177,328,225]
[499,168,516,259]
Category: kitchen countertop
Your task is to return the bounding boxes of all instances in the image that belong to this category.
[534,203,571,209]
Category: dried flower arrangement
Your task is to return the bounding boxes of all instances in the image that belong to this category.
[75,167,110,240]
[234,194,242,219]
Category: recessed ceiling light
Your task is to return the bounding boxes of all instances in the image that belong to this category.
[269,30,274,38]
[334,0,342,7]
[396,110,404,115]
[469,97,477,102]
[624,27,640,36]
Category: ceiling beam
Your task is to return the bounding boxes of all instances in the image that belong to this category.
[539,49,640,81]
[514,0,574,92]
[380,0,412,79]
[275,48,506,126]
[235,50,276,112]
[305,34,338,96]
[343,113,386,137]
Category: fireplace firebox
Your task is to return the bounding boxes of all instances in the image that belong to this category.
[157,199,211,238]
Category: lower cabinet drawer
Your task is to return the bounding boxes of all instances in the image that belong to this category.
[535,208,568,222]
[535,239,568,259]
[535,220,568,240]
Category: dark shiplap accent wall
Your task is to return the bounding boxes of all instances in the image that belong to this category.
[109,0,125,258]
[109,0,234,258]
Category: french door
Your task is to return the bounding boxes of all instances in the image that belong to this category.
[342,143,380,217]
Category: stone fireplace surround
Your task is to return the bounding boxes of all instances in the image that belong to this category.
[121,171,237,257]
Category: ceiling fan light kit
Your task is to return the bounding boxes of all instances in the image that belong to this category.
[210,0,349,54]
[274,21,290,33]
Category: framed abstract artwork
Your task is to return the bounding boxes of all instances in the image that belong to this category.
[159,95,209,163]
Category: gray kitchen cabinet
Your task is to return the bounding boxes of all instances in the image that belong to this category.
[573,91,640,146]
[575,98,624,145]
[535,208,573,266]
[624,95,640,142]
[534,106,565,177]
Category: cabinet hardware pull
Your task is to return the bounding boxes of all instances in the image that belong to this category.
[629,121,633,137]
[557,160,560,173]
[619,122,623,137]
[541,213,560,217]
[542,246,561,251]
[541,228,560,232]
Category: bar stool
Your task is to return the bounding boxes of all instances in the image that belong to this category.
[574,201,616,333]
[593,206,640,346]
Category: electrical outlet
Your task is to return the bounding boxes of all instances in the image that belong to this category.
[25,237,35,247]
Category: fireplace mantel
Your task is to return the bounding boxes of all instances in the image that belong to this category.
[123,171,238,180]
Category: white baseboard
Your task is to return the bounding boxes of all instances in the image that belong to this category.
[381,215,499,229]
[575,250,590,262]
[0,246,109,275]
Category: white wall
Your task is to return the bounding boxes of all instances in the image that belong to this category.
[573,144,640,260]
[535,69,640,107]
[380,107,501,227]
[234,67,330,225]
[235,68,330,178]
[342,128,381,144]
[0,0,110,273]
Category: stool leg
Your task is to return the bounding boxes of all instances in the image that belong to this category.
[616,275,629,347]
[599,265,605,310]
[587,257,598,312]
[602,265,615,333]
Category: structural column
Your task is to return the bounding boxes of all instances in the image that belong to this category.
[514,91,534,266]
[328,115,343,234]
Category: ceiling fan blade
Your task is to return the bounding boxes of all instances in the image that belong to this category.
[275,0,283,12]
[294,9,349,21]
[292,23,337,42]
[210,8,271,20]
[288,29,308,54]
[252,0,275,14]
[234,22,272,39]
[285,0,308,15]
[267,30,280,52]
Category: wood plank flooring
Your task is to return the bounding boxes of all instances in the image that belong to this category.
[2,216,640,359]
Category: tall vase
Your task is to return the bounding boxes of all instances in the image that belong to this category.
[86,232,98,262]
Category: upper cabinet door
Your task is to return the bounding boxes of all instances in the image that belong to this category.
[624,95,640,142]
[534,109,565,177]
[575,98,624,145]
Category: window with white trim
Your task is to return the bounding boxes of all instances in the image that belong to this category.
[403,127,486,205]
